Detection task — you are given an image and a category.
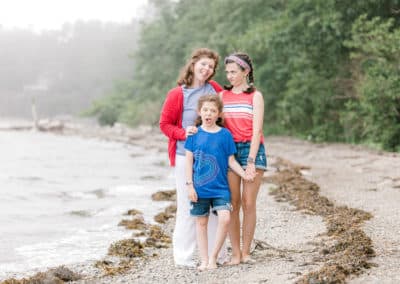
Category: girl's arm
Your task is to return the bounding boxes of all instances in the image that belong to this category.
[246,91,264,178]
[185,150,198,202]
[228,155,250,181]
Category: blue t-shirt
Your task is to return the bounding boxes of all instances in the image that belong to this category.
[184,127,236,199]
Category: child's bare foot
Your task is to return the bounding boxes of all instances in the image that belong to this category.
[226,255,241,265]
[197,262,208,271]
[241,255,256,264]
[207,258,218,270]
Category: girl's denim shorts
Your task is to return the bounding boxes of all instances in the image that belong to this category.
[190,197,232,216]
[234,142,267,171]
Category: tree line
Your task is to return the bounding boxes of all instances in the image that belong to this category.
[0,20,138,117]
[89,0,400,151]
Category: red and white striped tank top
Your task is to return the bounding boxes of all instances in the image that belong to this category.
[221,90,264,143]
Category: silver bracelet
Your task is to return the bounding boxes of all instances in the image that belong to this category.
[247,157,255,164]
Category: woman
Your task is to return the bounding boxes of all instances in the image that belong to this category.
[220,52,267,264]
[159,48,226,267]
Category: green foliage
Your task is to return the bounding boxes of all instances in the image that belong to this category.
[344,15,400,150]
[256,0,350,141]
[119,98,163,126]
[92,0,400,151]
[84,96,120,126]
[83,80,134,126]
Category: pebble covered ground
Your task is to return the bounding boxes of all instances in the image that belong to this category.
[2,124,399,284]
[69,181,326,284]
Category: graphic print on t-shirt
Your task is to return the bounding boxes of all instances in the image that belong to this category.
[193,150,219,187]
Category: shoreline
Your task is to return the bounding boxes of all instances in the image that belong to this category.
[0,120,172,283]
[1,120,399,283]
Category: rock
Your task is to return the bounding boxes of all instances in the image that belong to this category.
[151,190,176,201]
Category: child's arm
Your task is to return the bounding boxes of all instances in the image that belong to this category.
[185,150,198,202]
[228,155,252,182]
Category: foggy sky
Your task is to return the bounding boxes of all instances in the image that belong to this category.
[0,0,148,32]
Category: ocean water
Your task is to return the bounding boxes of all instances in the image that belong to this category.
[0,129,173,280]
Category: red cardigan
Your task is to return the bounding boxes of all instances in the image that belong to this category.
[159,80,222,166]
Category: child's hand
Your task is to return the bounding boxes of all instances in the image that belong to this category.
[188,186,198,202]
[244,172,255,182]
[245,163,257,181]
[244,167,258,182]
[185,126,198,137]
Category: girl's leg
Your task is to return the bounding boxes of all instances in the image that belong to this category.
[241,169,263,262]
[173,155,196,267]
[227,171,242,265]
[196,216,209,271]
[208,210,230,269]
[208,210,227,263]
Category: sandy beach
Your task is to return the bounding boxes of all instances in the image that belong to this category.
[1,122,399,284]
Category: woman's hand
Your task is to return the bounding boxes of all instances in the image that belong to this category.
[243,173,254,182]
[185,126,198,137]
[188,186,198,202]
[245,163,257,181]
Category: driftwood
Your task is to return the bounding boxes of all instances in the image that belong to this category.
[0,119,64,132]
[32,97,39,130]
[36,119,64,132]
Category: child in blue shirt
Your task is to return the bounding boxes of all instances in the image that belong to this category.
[185,95,248,271]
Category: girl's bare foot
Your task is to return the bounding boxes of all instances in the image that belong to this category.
[197,262,208,271]
[241,255,256,264]
[227,254,241,265]
[207,258,218,270]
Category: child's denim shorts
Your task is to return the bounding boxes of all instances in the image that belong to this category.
[234,142,267,171]
[190,197,232,217]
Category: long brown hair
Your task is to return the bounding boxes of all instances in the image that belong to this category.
[224,52,255,93]
[195,95,224,127]
[177,48,219,87]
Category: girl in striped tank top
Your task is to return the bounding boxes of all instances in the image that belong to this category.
[220,52,267,265]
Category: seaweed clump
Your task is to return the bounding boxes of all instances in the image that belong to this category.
[264,157,375,284]
[97,197,174,276]
[154,204,176,223]
[151,189,176,201]
[1,266,81,284]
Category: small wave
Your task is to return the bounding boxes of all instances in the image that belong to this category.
[140,175,162,181]
[9,176,43,182]
[59,188,110,201]
[69,210,93,217]
[12,227,131,268]
[109,184,146,194]
[89,188,107,199]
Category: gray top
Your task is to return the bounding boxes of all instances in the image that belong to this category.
[176,83,217,156]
